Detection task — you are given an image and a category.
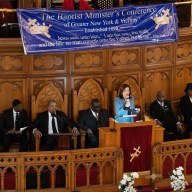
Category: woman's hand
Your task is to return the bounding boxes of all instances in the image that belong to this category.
[125,98,130,108]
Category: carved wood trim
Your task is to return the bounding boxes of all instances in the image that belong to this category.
[0,148,123,191]
[144,44,173,67]
[110,47,141,70]
[176,41,192,63]
[71,50,106,73]
[73,78,107,121]
[32,54,67,73]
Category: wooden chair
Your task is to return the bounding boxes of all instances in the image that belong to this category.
[146,100,185,141]
[73,78,108,122]
[112,78,145,117]
[73,78,108,148]
[31,83,78,151]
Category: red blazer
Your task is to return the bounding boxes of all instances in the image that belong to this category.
[62,0,92,10]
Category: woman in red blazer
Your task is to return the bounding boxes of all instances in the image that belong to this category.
[62,0,92,10]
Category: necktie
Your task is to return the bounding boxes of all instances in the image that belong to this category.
[15,112,19,131]
[95,113,99,120]
[161,103,164,108]
[52,116,57,133]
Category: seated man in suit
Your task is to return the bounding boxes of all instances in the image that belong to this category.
[180,83,192,138]
[78,98,112,148]
[0,99,29,152]
[150,91,184,141]
[32,99,79,151]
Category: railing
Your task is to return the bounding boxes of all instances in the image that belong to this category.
[0,147,123,192]
[153,139,192,188]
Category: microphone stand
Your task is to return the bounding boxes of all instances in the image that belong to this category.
[110,117,117,132]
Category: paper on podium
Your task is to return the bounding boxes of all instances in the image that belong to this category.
[16,126,28,134]
[122,114,137,117]
[48,133,74,136]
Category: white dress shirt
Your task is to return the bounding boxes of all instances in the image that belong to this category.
[90,108,99,119]
[157,100,164,108]
[48,112,59,134]
[13,109,19,129]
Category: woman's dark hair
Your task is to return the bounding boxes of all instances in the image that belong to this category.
[118,84,132,99]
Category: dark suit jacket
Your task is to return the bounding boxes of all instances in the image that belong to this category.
[150,100,178,131]
[0,108,29,133]
[180,95,192,127]
[31,110,76,136]
[77,108,112,135]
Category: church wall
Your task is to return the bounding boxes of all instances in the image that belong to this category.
[0,29,191,118]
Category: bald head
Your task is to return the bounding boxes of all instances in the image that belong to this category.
[156,91,165,103]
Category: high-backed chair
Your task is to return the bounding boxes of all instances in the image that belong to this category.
[31,84,68,121]
[0,81,27,152]
[112,78,145,117]
[73,78,108,122]
[73,78,108,148]
[31,83,78,151]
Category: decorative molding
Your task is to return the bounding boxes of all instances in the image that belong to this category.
[145,71,169,82]
[35,84,64,112]
[111,49,139,67]
[33,80,64,97]
[112,75,139,90]
[73,52,103,70]
[0,56,23,71]
[0,81,22,91]
[177,67,192,77]
[177,42,192,59]
[73,77,104,90]
[146,45,171,64]
[33,55,65,71]
[76,78,104,110]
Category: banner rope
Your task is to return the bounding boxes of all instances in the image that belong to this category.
[0,1,192,18]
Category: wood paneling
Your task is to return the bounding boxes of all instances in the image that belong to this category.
[144,43,173,68]
[144,68,172,103]
[72,78,108,121]
[175,64,192,100]
[0,30,191,117]
[109,46,141,71]
[176,40,192,64]
[0,79,27,113]
[31,53,67,74]
[70,49,107,74]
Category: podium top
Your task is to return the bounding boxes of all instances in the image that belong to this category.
[122,115,137,117]
[48,133,78,136]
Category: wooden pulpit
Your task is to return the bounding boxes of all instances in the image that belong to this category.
[99,118,164,186]
[99,118,164,147]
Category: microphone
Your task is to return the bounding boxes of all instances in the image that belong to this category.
[55,114,65,122]
[110,117,117,132]
[51,112,56,117]
[51,113,64,123]
[125,96,132,115]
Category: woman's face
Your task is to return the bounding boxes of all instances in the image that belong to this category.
[122,87,130,99]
